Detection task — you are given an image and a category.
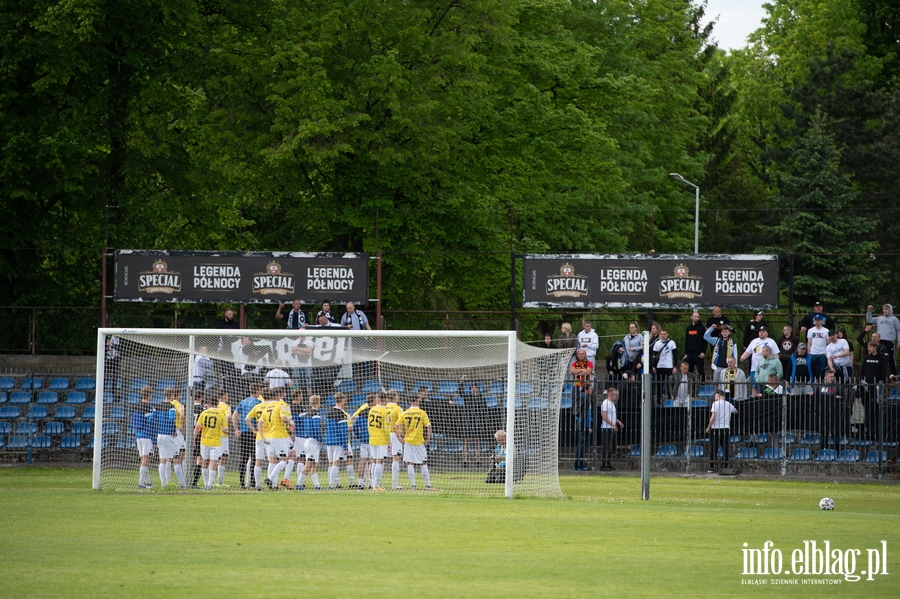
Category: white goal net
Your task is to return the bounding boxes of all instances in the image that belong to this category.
[92,328,571,498]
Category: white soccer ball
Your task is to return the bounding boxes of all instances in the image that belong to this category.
[819,497,835,510]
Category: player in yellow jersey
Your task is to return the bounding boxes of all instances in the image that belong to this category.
[385,389,405,490]
[349,394,377,489]
[194,396,229,490]
[366,393,391,490]
[257,386,295,490]
[244,386,272,490]
[214,390,233,486]
[399,394,434,490]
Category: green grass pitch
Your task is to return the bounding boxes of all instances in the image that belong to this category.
[1,468,898,598]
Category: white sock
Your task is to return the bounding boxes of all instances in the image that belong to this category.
[374,463,384,487]
[345,464,355,485]
[202,468,210,486]
[284,460,295,480]
[254,466,262,488]
[311,473,320,488]
[329,465,339,487]
[139,466,150,486]
[165,462,173,485]
[408,464,416,487]
[269,460,286,482]
[217,465,225,484]
[245,459,253,488]
[158,464,167,486]
[267,462,276,478]
[174,464,185,486]
[422,464,431,487]
[392,461,400,487]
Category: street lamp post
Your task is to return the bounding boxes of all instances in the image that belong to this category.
[669,173,700,254]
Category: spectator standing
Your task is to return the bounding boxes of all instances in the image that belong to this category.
[215,307,240,330]
[276,300,307,329]
[705,323,738,374]
[193,346,215,390]
[540,333,557,349]
[705,306,731,341]
[776,325,797,378]
[798,301,836,336]
[743,311,768,352]
[826,330,852,382]
[668,361,697,407]
[739,327,779,384]
[315,300,337,324]
[816,370,844,452]
[557,323,578,351]
[789,343,814,395]
[599,388,622,471]
[755,345,783,384]
[805,316,830,380]
[577,320,599,363]
[570,349,594,471]
[683,311,707,380]
[623,321,644,372]
[706,390,737,473]
[652,328,676,403]
[866,304,900,376]
[341,301,371,330]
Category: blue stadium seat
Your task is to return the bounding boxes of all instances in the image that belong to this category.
[100,392,115,404]
[151,392,166,404]
[889,388,900,401]
[788,448,812,461]
[335,380,357,394]
[55,406,77,419]
[361,380,383,394]
[129,378,150,391]
[74,378,96,391]
[527,397,548,410]
[655,444,678,457]
[9,391,30,404]
[488,381,505,395]
[31,435,52,449]
[663,399,676,407]
[736,447,758,459]
[48,378,70,391]
[37,391,59,405]
[44,421,65,435]
[349,393,366,409]
[7,435,30,449]
[627,444,641,457]
[71,422,92,435]
[126,392,140,405]
[691,399,710,408]
[729,434,742,444]
[155,378,176,390]
[515,382,534,396]
[22,377,43,390]
[0,436,4,448]
[388,380,405,393]
[684,445,705,458]
[108,406,126,420]
[0,377,15,390]
[437,381,459,395]
[60,436,81,449]
[104,378,122,391]
[816,449,837,462]
[103,422,120,436]
[0,422,11,435]
[26,405,49,419]
[696,384,716,399]
[559,393,572,410]
[800,433,821,446]
[82,406,95,420]
[85,437,108,450]
[851,438,873,447]
[777,432,796,445]
[762,447,784,460]
[0,406,21,419]
[836,449,860,463]
[65,392,88,405]
[442,439,463,454]
[864,450,887,463]
[748,433,769,444]
[485,396,499,409]
[0,392,6,404]
[562,382,574,396]
[413,381,433,394]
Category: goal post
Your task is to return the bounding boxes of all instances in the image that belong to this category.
[93,328,571,498]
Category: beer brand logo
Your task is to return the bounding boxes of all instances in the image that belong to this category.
[546,263,589,298]
[659,263,703,299]
[138,260,182,294]
[253,261,295,296]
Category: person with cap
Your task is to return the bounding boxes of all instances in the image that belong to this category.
[739,326,779,384]
[789,342,814,395]
[704,322,738,374]
[805,314,830,381]
[706,390,737,473]
[798,301,836,335]
[865,303,900,376]
[743,310,769,352]
[825,329,852,383]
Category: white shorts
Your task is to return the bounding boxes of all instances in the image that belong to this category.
[220,437,230,456]
[200,444,224,461]
[359,443,372,459]
[305,439,321,462]
[266,438,292,459]
[369,444,388,460]
[255,439,267,460]
[403,443,427,465]
[157,435,180,460]
[136,438,154,457]
[326,445,347,462]
[390,433,403,456]
[174,430,186,451]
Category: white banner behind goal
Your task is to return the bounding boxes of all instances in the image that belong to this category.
[93,329,571,498]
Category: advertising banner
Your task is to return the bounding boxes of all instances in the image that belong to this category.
[523,254,779,308]
[115,250,369,303]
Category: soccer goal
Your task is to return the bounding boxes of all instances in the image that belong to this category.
[92,328,571,498]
